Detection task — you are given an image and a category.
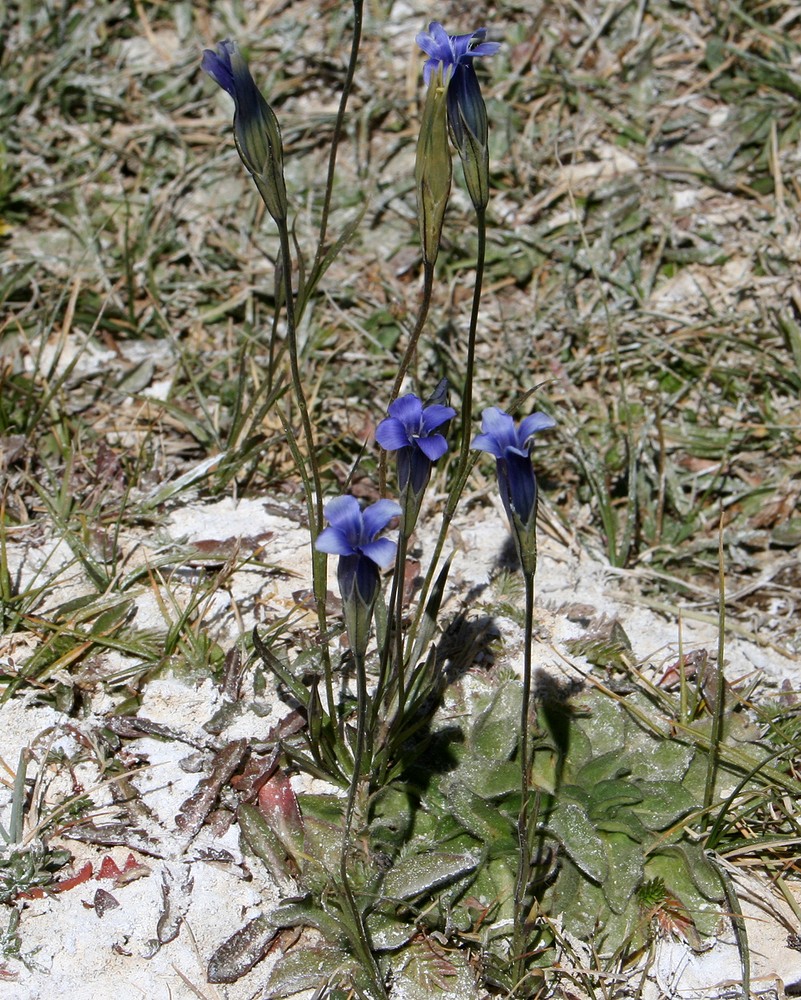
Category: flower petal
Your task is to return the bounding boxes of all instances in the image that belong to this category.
[323,495,362,543]
[360,537,398,569]
[201,42,236,97]
[315,525,353,556]
[505,451,537,524]
[362,499,402,540]
[420,403,456,433]
[450,31,478,59]
[417,434,448,461]
[519,411,556,444]
[480,407,517,451]
[472,432,503,457]
[376,417,411,451]
[469,40,501,58]
[416,22,451,60]
[387,393,423,429]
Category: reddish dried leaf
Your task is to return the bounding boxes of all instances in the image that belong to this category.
[53,861,94,893]
[97,856,123,881]
[257,770,304,852]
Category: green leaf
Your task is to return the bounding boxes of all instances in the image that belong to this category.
[365,907,417,952]
[252,626,310,707]
[633,780,695,829]
[443,778,516,846]
[646,847,723,939]
[623,731,693,781]
[268,897,349,946]
[549,856,607,940]
[576,692,626,757]
[549,802,608,883]
[669,843,723,901]
[469,680,522,761]
[463,760,520,799]
[588,778,643,819]
[264,944,354,997]
[575,750,629,787]
[601,832,644,915]
[406,556,452,670]
[207,914,276,984]
[238,804,294,886]
[382,850,479,901]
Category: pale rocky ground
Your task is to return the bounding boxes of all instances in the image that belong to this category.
[2,494,800,999]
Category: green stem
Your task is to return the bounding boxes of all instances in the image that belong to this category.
[513,570,535,986]
[702,508,727,826]
[405,211,486,640]
[275,220,334,715]
[457,206,486,474]
[393,531,409,721]
[339,648,386,998]
[379,262,434,495]
[371,532,404,741]
[313,0,364,268]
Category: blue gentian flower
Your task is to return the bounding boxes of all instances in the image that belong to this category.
[377,390,455,490]
[315,496,401,655]
[416,22,500,211]
[473,407,556,573]
[417,22,501,89]
[201,40,287,222]
[376,385,456,535]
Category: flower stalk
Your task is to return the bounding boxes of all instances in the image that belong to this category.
[376,386,454,718]
[315,495,399,999]
[473,406,555,984]
[202,39,330,701]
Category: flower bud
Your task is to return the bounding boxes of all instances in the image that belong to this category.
[202,40,288,223]
[415,66,452,267]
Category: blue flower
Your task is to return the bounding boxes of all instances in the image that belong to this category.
[201,40,287,221]
[416,22,499,210]
[376,386,456,535]
[377,391,455,485]
[416,22,500,90]
[473,407,555,573]
[316,495,401,609]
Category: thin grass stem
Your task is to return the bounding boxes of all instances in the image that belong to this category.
[338,647,387,998]
[393,531,409,721]
[702,506,728,825]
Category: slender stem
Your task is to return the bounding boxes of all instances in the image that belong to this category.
[513,569,535,986]
[702,506,727,827]
[371,537,402,737]
[313,0,364,270]
[391,262,434,403]
[457,206,486,474]
[393,532,409,721]
[275,220,334,716]
[405,209,486,641]
[379,263,434,495]
[338,649,386,998]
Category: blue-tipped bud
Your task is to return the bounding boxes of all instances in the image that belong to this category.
[202,40,288,222]
[416,22,500,212]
